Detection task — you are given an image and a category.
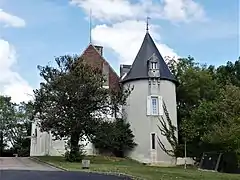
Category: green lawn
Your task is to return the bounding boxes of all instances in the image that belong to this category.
[35,156,240,180]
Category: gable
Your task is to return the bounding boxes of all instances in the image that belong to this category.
[80,44,120,91]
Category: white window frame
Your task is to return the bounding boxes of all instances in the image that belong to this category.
[147,95,164,116]
[151,62,158,70]
[151,97,159,115]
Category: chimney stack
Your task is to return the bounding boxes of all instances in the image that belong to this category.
[94,45,103,56]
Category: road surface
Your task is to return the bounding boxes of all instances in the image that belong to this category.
[0,157,59,171]
[0,157,131,180]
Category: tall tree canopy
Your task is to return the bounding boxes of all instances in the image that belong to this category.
[0,96,14,155]
[0,96,32,156]
[33,55,131,161]
[167,57,240,160]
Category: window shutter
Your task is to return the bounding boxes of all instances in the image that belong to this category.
[158,96,163,116]
[147,96,151,115]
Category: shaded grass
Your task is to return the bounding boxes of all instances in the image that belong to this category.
[36,156,240,180]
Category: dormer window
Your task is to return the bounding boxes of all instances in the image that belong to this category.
[151,62,158,70]
[148,53,160,78]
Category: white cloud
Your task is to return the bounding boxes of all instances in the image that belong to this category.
[0,39,33,103]
[70,0,148,22]
[0,9,26,27]
[71,0,206,66]
[70,0,206,23]
[92,20,178,65]
[0,9,32,103]
[162,0,207,23]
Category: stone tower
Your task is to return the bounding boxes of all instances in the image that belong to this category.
[120,31,178,165]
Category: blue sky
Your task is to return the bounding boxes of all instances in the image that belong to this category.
[0,0,239,102]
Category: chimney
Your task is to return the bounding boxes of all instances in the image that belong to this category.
[120,64,131,77]
[94,45,103,56]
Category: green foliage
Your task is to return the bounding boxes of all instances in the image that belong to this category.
[33,55,132,161]
[33,55,111,160]
[202,85,240,153]
[64,141,85,162]
[64,150,84,162]
[167,56,240,160]
[0,96,32,156]
[10,102,33,156]
[0,96,14,155]
[91,118,137,157]
[37,155,240,180]
[157,101,179,157]
[215,58,240,87]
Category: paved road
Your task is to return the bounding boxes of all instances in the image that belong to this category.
[0,170,131,180]
[0,157,132,180]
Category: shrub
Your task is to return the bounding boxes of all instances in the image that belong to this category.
[92,118,137,157]
[64,150,85,162]
[64,141,85,162]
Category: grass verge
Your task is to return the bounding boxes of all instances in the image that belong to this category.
[35,156,240,180]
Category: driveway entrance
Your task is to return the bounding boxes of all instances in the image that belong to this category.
[0,157,60,171]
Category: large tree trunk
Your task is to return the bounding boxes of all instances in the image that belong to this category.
[68,132,82,162]
[70,132,80,154]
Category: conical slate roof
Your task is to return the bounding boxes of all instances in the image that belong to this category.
[121,32,177,83]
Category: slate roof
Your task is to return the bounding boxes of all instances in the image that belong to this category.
[121,32,177,84]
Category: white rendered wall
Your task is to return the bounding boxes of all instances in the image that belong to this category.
[30,112,116,157]
[30,124,96,157]
[123,79,178,165]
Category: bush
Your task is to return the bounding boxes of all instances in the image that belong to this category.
[64,150,85,162]
[92,118,137,157]
[64,141,85,162]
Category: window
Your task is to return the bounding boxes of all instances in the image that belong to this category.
[151,133,156,149]
[147,96,163,116]
[151,62,157,70]
[151,97,159,115]
[34,128,37,137]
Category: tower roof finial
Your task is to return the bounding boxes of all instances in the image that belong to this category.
[146,16,150,32]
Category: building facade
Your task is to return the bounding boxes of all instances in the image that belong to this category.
[30,31,178,166]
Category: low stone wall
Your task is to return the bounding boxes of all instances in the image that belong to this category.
[176,157,195,165]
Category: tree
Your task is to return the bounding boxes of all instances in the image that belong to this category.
[157,101,179,158]
[33,55,132,161]
[9,102,33,156]
[167,57,221,158]
[0,96,15,156]
[0,96,33,156]
[202,85,240,154]
[215,58,240,87]
[167,56,240,160]
[91,118,136,157]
